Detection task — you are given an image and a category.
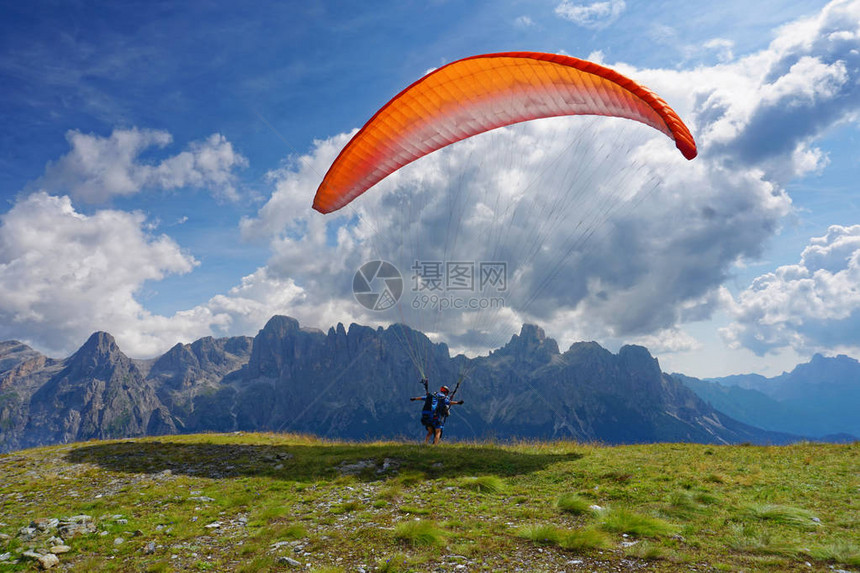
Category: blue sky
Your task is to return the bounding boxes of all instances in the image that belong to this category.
[1,0,858,378]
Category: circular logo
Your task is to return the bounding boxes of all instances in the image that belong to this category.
[353,260,403,311]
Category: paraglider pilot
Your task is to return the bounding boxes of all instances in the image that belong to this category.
[410,378,463,444]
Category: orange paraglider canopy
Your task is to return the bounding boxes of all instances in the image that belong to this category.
[313,52,696,214]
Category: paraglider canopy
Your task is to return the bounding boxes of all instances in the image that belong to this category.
[313,51,697,214]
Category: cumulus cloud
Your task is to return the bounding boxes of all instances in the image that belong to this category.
[0,192,197,354]
[0,191,348,356]
[234,0,859,358]
[555,0,626,29]
[703,38,735,63]
[38,128,248,203]
[5,1,860,362]
[696,0,860,174]
[720,225,860,356]
[236,112,790,356]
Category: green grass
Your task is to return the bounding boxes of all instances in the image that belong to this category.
[331,500,362,514]
[624,540,670,560]
[808,541,860,567]
[738,503,820,529]
[556,493,591,515]
[0,433,856,572]
[456,475,506,493]
[392,520,448,546]
[517,524,565,545]
[663,490,711,519]
[600,508,676,537]
[558,527,611,550]
[519,524,610,551]
[376,553,408,572]
[398,505,431,515]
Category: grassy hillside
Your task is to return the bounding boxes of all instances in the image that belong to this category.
[0,433,857,572]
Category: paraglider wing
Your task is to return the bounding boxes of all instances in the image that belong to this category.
[313,51,697,214]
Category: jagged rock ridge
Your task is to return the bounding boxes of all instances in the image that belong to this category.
[1,316,801,452]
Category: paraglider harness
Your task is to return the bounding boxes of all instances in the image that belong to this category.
[419,377,462,432]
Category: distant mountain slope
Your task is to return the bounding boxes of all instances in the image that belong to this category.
[20,332,176,451]
[675,354,860,439]
[0,316,802,452]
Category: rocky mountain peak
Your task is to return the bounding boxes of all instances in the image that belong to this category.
[247,315,326,379]
[1,341,45,373]
[521,324,546,342]
[789,352,859,384]
[74,331,121,358]
[63,331,131,378]
[619,344,660,374]
[495,324,560,363]
[261,315,301,337]
[2,317,812,452]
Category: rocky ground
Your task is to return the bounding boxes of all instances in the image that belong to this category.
[1,434,856,572]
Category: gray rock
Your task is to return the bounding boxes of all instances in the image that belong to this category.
[337,459,376,475]
[31,518,59,531]
[278,556,301,567]
[377,458,401,473]
[49,545,71,554]
[37,553,60,569]
[58,520,95,538]
[17,526,37,540]
[63,515,92,523]
[144,541,156,555]
[22,550,43,560]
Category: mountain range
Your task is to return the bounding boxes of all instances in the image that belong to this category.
[1,315,854,453]
[673,353,860,441]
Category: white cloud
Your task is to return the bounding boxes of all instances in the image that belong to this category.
[514,16,535,28]
[236,111,792,356]
[555,0,626,29]
[703,38,735,63]
[5,1,860,364]
[720,225,860,356]
[696,0,860,175]
[38,128,248,203]
[0,190,350,357]
[0,192,197,355]
[235,0,860,358]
